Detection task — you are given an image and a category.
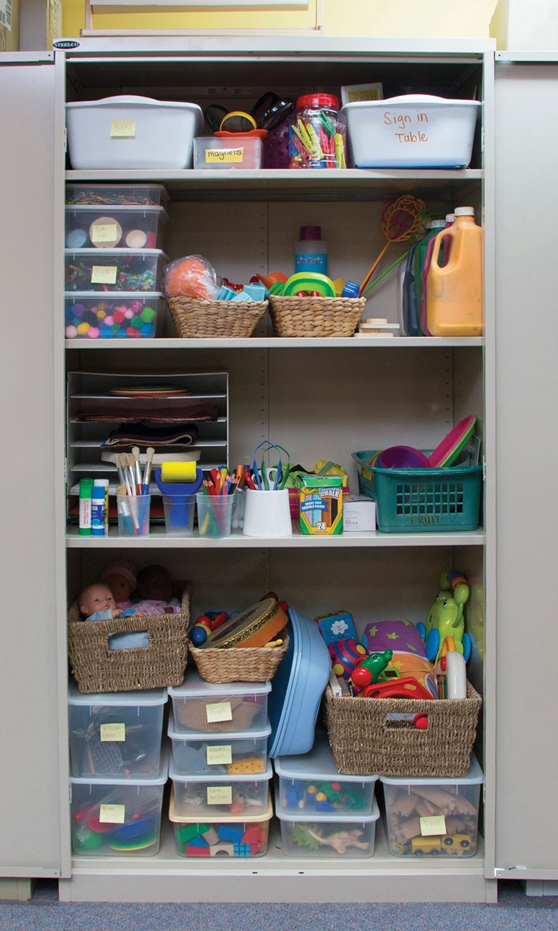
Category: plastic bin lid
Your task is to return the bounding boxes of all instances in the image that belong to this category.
[70,748,169,786]
[65,182,169,203]
[380,753,484,786]
[64,248,167,257]
[68,679,168,706]
[274,730,378,783]
[169,756,272,784]
[169,670,271,699]
[65,291,164,300]
[276,793,380,824]
[268,607,331,759]
[167,709,271,742]
[342,94,482,112]
[65,204,167,214]
[169,788,273,824]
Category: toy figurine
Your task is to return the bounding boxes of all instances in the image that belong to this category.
[417,571,472,663]
[350,648,393,691]
[79,582,122,621]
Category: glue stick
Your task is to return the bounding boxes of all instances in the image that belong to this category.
[91,484,106,536]
[79,478,94,536]
[94,478,110,534]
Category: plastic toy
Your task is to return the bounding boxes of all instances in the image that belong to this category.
[290,823,369,854]
[190,611,230,646]
[101,559,137,608]
[164,254,220,301]
[362,675,436,700]
[282,271,337,297]
[78,582,122,621]
[434,642,467,698]
[350,648,393,690]
[316,611,358,646]
[328,638,368,679]
[417,571,472,663]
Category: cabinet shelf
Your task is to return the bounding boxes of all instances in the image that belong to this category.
[66,525,485,548]
[66,337,485,349]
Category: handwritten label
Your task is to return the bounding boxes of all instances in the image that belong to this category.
[383,109,430,145]
[99,804,126,824]
[91,223,118,243]
[91,265,117,285]
[207,744,232,766]
[206,147,244,164]
[420,815,447,836]
[110,119,136,138]
[207,785,233,806]
[206,701,232,724]
[100,722,125,742]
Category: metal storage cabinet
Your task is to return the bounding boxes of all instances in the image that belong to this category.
[493,54,558,885]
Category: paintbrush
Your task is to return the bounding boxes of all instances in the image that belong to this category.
[142,447,154,495]
[132,446,142,495]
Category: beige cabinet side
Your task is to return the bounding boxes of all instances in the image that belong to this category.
[0,56,64,877]
[494,59,558,879]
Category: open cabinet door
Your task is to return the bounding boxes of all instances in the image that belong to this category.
[494,55,558,881]
[0,54,65,879]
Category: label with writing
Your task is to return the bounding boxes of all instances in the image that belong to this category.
[99,803,126,824]
[206,744,232,766]
[91,223,118,243]
[110,119,136,138]
[100,722,125,742]
[206,701,232,724]
[207,785,233,806]
[383,109,430,145]
[91,265,117,285]
[206,147,244,164]
[420,815,447,836]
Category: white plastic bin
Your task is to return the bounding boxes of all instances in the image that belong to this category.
[168,672,271,735]
[65,248,167,292]
[276,795,380,858]
[68,682,167,779]
[65,291,165,339]
[66,95,203,170]
[381,754,484,857]
[169,789,273,858]
[70,753,169,856]
[168,710,271,776]
[342,95,481,168]
[66,184,169,207]
[65,205,168,251]
[170,756,273,818]
[193,136,264,169]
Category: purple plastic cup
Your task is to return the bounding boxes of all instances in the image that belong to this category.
[378,446,430,469]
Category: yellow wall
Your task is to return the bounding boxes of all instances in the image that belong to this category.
[62,0,499,38]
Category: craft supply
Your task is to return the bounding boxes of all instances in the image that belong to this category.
[342,495,376,532]
[142,447,155,494]
[79,478,94,536]
[94,479,110,534]
[426,207,483,336]
[295,226,328,276]
[300,475,343,535]
[89,216,123,249]
[289,93,346,169]
[91,484,106,536]
[155,463,203,533]
[242,488,292,538]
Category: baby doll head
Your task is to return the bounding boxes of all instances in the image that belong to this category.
[79,583,118,619]
[101,560,137,603]
[136,564,173,602]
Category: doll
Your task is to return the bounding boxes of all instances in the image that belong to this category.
[79,582,122,621]
[133,564,181,616]
[101,560,137,611]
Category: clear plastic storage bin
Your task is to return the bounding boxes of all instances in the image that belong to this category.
[168,710,271,776]
[65,292,165,339]
[169,755,272,818]
[169,789,273,858]
[66,184,169,207]
[65,205,168,250]
[168,672,271,735]
[68,682,167,779]
[65,249,167,292]
[381,754,484,857]
[274,733,378,815]
[193,136,264,169]
[70,753,169,857]
[276,795,380,858]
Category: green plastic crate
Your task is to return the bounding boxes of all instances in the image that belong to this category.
[352,450,483,533]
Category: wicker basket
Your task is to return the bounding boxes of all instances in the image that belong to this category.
[167,296,267,338]
[324,681,482,777]
[268,295,366,338]
[68,583,191,693]
[189,630,289,683]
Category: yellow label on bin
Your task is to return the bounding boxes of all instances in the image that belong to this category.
[207,785,233,806]
[91,224,118,243]
[206,147,244,164]
[91,265,117,285]
[206,701,232,723]
[110,119,136,138]
[99,804,126,824]
[100,722,125,742]
[206,744,232,766]
[420,815,447,836]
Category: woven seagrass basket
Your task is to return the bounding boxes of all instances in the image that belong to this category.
[167,296,267,338]
[68,582,191,693]
[324,681,482,777]
[268,295,366,338]
[189,630,289,684]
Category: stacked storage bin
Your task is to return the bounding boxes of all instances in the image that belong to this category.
[167,671,273,857]
[68,682,169,856]
[64,183,169,339]
[274,732,379,858]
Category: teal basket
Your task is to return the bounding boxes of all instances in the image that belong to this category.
[352,450,483,533]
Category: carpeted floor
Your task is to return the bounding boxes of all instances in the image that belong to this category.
[0,880,557,931]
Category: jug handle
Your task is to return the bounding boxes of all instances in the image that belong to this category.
[430,229,454,271]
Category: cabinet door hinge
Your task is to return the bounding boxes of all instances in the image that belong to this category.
[64,126,67,154]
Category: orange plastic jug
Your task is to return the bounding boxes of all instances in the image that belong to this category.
[426,206,483,337]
